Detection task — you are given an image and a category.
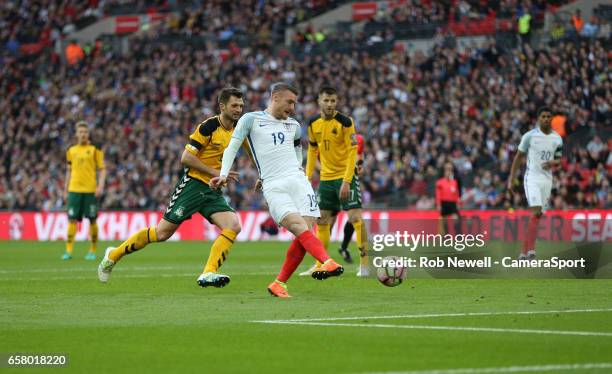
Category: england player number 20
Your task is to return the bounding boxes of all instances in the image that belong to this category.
[540,150,552,161]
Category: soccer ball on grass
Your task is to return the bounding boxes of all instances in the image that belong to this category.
[376,256,407,287]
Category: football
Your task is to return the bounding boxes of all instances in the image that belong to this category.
[376,256,408,287]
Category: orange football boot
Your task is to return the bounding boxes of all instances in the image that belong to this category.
[267,280,291,298]
[312,259,344,280]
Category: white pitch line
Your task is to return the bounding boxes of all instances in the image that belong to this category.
[255,321,612,337]
[362,362,612,374]
[0,264,277,274]
[0,271,275,282]
[253,308,612,323]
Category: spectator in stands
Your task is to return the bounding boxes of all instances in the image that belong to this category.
[551,113,567,137]
[0,4,609,213]
[65,40,84,65]
[587,135,606,160]
[572,10,584,34]
[518,9,532,44]
[581,17,599,38]
[597,20,610,39]
[550,21,566,42]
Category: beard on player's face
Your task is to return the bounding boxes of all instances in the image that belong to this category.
[221,99,244,123]
[228,108,242,121]
[322,107,334,117]
[221,112,239,126]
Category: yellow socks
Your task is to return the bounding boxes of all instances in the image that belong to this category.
[66,221,77,254]
[203,229,237,273]
[353,219,369,266]
[89,222,98,253]
[315,223,331,267]
[109,227,158,262]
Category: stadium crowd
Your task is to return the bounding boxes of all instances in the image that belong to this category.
[1,0,344,53]
[359,0,575,28]
[1,0,98,48]
[1,3,610,212]
[162,0,345,41]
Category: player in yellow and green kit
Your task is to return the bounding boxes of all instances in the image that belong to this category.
[98,87,244,288]
[63,121,106,261]
[303,86,370,277]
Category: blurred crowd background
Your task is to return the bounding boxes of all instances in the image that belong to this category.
[1,0,610,212]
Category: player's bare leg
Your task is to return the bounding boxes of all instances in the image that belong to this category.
[299,209,334,276]
[348,208,369,277]
[97,219,177,283]
[520,206,542,260]
[197,211,241,288]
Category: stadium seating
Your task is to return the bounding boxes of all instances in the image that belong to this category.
[1,0,102,50]
[0,3,609,212]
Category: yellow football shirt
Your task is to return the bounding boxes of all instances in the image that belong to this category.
[306,111,358,182]
[66,144,105,193]
[184,116,234,185]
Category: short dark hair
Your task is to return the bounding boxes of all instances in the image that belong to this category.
[318,85,337,97]
[218,87,243,105]
[537,107,553,116]
[271,82,298,96]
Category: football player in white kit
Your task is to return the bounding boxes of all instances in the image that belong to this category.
[508,107,563,259]
[211,83,344,298]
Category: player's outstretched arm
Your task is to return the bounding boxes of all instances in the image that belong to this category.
[211,140,241,189]
[180,150,238,182]
[212,114,253,188]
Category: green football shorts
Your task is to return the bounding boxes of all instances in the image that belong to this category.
[67,192,98,221]
[163,173,234,224]
[317,176,362,212]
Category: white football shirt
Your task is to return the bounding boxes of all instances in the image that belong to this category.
[518,126,563,183]
[220,111,303,181]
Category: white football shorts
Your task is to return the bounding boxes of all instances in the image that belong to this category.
[262,174,321,224]
[524,178,552,211]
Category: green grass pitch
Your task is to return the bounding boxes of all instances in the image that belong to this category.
[1,241,612,373]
